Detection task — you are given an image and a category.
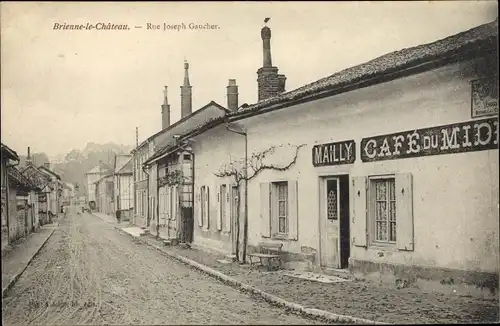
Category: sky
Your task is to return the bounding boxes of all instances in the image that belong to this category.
[1,1,497,159]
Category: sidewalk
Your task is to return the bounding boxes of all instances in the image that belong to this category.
[94,214,499,324]
[1,226,56,298]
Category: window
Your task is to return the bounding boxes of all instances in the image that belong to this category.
[272,181,288,235]
[183,154,191,161]
[370,177,396,243]
[200,186,209,228]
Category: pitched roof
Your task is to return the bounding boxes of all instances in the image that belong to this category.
[174,19,499,143]
[114,154,132,173]
[131,101,228,154]
[117,158,133,175]
[1,143,19,161]
[38,165,62,180]
[8,166,39,190]
[86,162,113,175]
[22,165,51,188]
[143,101,228,165]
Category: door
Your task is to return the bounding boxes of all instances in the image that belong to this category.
[320,175,351,269]
[320,178,340,268]
[230,185,239,254]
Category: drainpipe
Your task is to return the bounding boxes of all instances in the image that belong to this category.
[225,122,248,263]
[6,158,20,245]
[176,140,195,244]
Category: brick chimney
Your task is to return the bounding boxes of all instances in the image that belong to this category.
[227,79,239,111]
[180,60,192,118]
[257,24,286,101]
[161,86,171,129]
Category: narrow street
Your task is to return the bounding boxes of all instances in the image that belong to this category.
[1,208,321,325]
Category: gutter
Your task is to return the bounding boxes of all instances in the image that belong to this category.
[224,121,249,263]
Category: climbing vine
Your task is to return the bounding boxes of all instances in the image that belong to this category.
[158,170,185,187]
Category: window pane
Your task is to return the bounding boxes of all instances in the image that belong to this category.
[278,183,287,200]
[389,201,396,222]
[389,180,395,201]
[279,201,286,216]
[279,217,286,233]
[389,222,396,242]
[375,181,386,200]
[377,221,387,241]
[327,189,338,220]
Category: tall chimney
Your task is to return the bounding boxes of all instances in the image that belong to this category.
[26,147,32,166]
[257,23,286,102]
[227,79,239,111]
[180,60,193,118]
[161,86,171,129]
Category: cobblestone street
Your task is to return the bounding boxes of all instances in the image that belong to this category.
[1,209,322,325]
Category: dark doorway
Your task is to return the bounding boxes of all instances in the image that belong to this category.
[338,175,350,269]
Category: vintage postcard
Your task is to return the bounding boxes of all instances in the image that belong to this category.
[1,1,498,325]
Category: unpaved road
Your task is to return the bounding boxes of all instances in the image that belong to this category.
[2,208,322,325]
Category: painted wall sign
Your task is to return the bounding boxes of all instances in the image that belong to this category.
[471,78,499,118]
[313,140,356,166]
[361,118,499,162]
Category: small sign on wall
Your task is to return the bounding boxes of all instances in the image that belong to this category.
[471,77,498,118]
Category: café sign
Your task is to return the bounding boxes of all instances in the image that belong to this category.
[313,140,356,166]
[361,118,498,162]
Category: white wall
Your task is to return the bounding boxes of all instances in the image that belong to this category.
[238,57,498,273]
[192,124,246,254]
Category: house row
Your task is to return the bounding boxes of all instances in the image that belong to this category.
[1,144,63,250]
[89,156,134,218]
[128,20,498,297]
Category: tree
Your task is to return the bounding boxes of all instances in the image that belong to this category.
[214,143,305,263]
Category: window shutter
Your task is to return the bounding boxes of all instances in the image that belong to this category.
[197,187,203,227]
[396,173,414,251]
[166,187,171,220]
[352,176,368,247]
[204,186,210,229]
[216,184,222,231]
[288,180,298,240]
[171,187,177,221]
[225,184,235,233]
[260,183,271,238]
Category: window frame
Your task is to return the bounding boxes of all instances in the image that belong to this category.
[368,174,397,247]
[271,181,289,239]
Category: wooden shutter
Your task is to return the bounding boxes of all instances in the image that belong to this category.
[172,186,177,221]
[352,176,368,247]
[225,184,235,233]
[204,186,210,229]
[288,180,298,240]
[196,187,203,227]
[216,184,222,231]
[260,183,271,238]
[396,173,414,251]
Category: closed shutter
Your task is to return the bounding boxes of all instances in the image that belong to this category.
[172,186,177,221]
[287,180,298,240]
[352,176,368,247]
[225,184,235,233]
[260,183,271,238]
[203,186,210,230]
[216,184,222,231]
[196,187,203,227]
[396,173,414,251]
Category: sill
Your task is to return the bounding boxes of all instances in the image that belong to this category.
[369,241,397,251]
[271,233,289,240]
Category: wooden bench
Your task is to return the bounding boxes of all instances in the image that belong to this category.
[248,242,283,271]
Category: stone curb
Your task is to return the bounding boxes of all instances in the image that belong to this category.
[1,228,56,299]
[98,216,388,325]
